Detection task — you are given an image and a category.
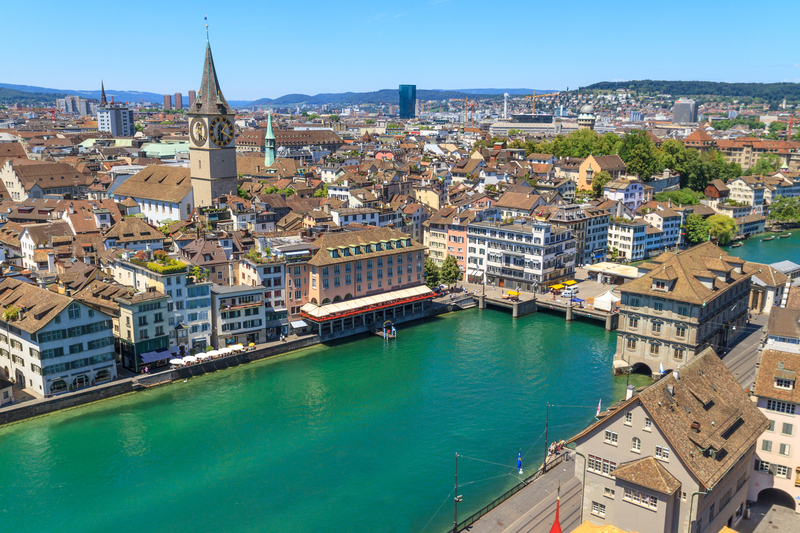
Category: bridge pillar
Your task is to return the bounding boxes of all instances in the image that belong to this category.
[565,304,573,322]
[478,295,486,310]
[605,313,613,331]
[512,301,519,318]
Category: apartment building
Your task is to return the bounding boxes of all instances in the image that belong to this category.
[466,220,576,290]
[608,220,648,261]
[540,204,609,266]
[604,179,647,211]
[570,348,767,533]
[717,138,800,171]
[727,176,766,215]
[106,251,212,352]
[577,155,627,191]
[0,278,116,398]
[423,208,479,273]
[211,285,267,348]
[750,348,800,511]
[614,243,754,377]
[116,289,171,373]
[642,207,681,249]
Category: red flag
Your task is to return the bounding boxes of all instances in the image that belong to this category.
[549,497,562,533]
[596,398,601,417]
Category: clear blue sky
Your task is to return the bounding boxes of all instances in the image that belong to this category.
[4,0,798,100]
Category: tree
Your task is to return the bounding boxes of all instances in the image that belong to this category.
[313,184,328,198]
[424,258,440,289]
[610,247,619,261]
[236,185,251,199]
[134,124,144,132]
[653,188,704,206]
[365,119,375,125]
[684,214,710,245]
[330,115,340,122]
[618,130,661,180]
[439,256,461,285]
[768,196,800,223]
[707,214,738,245]
[591,170,612,198]
[749,153,780,175]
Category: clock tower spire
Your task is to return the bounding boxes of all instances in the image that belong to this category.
[189,37,236,207]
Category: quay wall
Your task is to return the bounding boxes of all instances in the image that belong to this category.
[0,300,468,427]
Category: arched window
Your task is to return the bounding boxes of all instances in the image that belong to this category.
[67,302,81,320]
[333,296,342,303]
[71,375,89,391]
[95,369,111,383]
[631,437,641,452]
[344,293,353,301]
[50,380,67,393]
[310,298,318,304]
[321,298,330,304]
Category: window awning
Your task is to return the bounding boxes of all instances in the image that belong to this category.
[283,250,310,257]
[564,280,577,286]
[550,284,565,290]
[140,349,171,363]
[468,269,484,276]
[290,320,309,328]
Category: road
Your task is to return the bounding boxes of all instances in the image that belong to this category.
[466,453,582,533]
[720,314,768,390]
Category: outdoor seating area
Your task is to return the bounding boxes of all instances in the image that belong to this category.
[168,344,255,368]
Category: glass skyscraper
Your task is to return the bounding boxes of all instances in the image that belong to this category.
[398,85,416,119]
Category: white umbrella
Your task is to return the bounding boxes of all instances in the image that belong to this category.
[206,350,219,357]
[219,347,232,355]
[196,353,211,360]
[169,358,184,365]
[183,355,198,363]
[231,344,244,351]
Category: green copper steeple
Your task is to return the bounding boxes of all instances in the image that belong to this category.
[264,108,276,167]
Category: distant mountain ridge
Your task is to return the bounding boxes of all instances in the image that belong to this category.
[1,83,561,109]
[580,80,800,102]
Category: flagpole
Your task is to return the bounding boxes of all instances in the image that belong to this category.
[453,452,462,533]
[543,402,549,474]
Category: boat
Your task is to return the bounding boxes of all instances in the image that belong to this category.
[762,236,775,241]
[779,233,792,238]
[730,242,743,248]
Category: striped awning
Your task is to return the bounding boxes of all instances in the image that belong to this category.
[300,285,433,321]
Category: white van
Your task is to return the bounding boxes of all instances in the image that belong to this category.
[562,287,579,299]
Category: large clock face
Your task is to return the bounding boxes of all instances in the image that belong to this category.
[190,118,207,146]
[210,116,234,147]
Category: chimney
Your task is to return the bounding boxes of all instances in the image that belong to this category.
[691,422,701,433]
[625,384,635,401]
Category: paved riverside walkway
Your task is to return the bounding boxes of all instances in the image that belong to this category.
[465,452,582,533]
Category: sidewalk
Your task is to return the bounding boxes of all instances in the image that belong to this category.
[720,314,769,390]
[466,452,582,533]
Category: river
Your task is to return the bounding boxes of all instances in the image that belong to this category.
[723,229,800,265]
[0,308,647,533]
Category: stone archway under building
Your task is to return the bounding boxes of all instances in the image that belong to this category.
[631,362,652,376]
[756,487,796,510]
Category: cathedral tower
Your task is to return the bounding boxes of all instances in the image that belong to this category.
[189,39,237,207]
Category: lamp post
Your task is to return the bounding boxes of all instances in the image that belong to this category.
[453,452,462,533]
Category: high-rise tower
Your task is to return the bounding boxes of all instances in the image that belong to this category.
[264,109,276,167]
[188,38,237,207]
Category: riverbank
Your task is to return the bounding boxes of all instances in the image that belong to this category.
[0,306,635,533]
[0,297,473,427]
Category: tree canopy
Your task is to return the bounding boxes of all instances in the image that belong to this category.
[439,256,461,285]
[684,214,710,245]
[591,171,612,198]
[424,258,440,289]
[768,196,800,224]
[653,188,704,206]
[748,153,781,175]
[707,214,738,245]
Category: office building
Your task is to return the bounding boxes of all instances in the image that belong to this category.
[97,104,135,137]
[399,85,416,119]
[174,92,183,110]
[614,242,753,377]
[163,94,172,110]
[629,111,643,122]
[673,99,697,123]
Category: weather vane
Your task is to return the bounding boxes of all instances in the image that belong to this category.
[205,15,209,38]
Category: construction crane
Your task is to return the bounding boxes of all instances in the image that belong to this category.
[524,92,559,114]
[468,100,477,126]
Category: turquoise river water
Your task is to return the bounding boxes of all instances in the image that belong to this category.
[0,308,649,533]
[722,229,800,265]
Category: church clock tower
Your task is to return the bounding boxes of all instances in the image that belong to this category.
[189,39,237,207]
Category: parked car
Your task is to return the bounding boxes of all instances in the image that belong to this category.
[561,288,578,299]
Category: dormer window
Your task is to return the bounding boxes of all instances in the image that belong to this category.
[654,280,668,291]
[775,378,795,390]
